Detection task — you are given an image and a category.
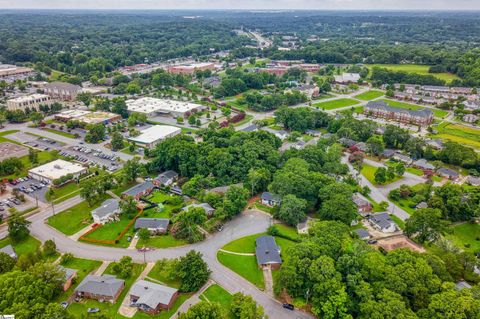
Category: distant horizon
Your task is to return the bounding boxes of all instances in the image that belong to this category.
[1,0,480,11]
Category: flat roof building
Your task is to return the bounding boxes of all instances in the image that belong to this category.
[44,82,82,101]
[6,94,53,111]
[28,159,87,184]
[128,125,181,149]
[0,64,32,78]
[55,110,121,124]
[167,62,215,75]
[126,97,204,118]
[334,73,361,83]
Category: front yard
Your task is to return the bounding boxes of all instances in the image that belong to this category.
[361,163,402,186]
[217,251,265,289]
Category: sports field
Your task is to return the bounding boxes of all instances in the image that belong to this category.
[367,64,460,83]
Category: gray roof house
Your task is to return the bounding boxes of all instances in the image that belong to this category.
[261,192,281,207]
[0,245,17,259]
[392,152,413,165]
[416,201,428,209]
[134,218,170,234]
[413,159,435,171]
[91,199,120,224]
[455,281,472,291]
[353,229,371,240]
[437,168,460,180]
[240,124,258,133]
[382,149,396,158]
[130,280,178,313]
[369,212,398,233]
[338,137,356,148]
[467,176,480,187]
[183,203,215,216]
[154,170,179,187]
[75,275,125,303]
[122,181,155,199]
[255,235,282,269]
[426,139,444,150]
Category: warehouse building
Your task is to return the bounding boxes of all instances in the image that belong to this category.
[28,159,87,184]
[126,97,204,118]
[128,125,181,149]
[6,94,53,111]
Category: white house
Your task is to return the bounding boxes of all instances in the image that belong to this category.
[369,212,398,233]
[91,199,120,224]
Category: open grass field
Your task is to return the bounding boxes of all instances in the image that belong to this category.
[199,284,233,315]
[361,163,402,186]
[431,122,480,150]
[217,251,264,289]
[446,223,480,252]
[46,181,82,203]
[354,90,384,101]
[1,149,58,180]
[313,98,360,110]
[67,262,145,319]
[366,64,460,83]
[381,99,449,118]
[48,195,110,235]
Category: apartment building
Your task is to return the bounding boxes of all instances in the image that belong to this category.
[6,94,53,111]
[364,101,434,126]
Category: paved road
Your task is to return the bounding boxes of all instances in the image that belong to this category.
[0,199,312,319]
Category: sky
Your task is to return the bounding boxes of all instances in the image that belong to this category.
[0,0,479,10]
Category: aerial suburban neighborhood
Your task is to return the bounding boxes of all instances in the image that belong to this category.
[0,5,479,319]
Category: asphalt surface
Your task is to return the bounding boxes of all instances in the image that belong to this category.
[0,197,312,319]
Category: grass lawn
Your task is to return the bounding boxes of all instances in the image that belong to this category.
[46,181,82,203]
[354,90,384,101]
[146,262,181,288]
[67,262,145,319]
[273,223,300,241]
[221,232,296,256]
[431,122,480,150]
[390,214,406,229]
[1,150,58,180]
[199,284,233,315]
[366,64,460,83]
[312,93,334,101]
[217,251,264,289]
[381,99,448,118]
[0,130,21,144]
[130,293,193,319]
[446,223,480,252]
[82,214,133,244]
[313,98,360,110]
[136,233,187,249]
[390,197,416,215]
[0,235,41,256]
[43,128,76,139]
[48,195,110,235]
[253,201,274,214]
[406,167,424,176]
[361,163,402,186]
[56,257,103,302]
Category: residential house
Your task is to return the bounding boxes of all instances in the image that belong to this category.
[261,192,281,207]
[437,168,460,181]
[416,202,428,209]
[261,127,289,140]
[463,114,478,123]
[392,153,413,165]
[203,76,221,88]
[182,203,215,216]
[130,280,179,314]
[426,139,444,150]
[75,275,125,303]
[369,212,398,233]
[134,218,170,235]
[305,129,322,137]
[297,218,312,234]
[170,185,183,196]
[154,170,179,187]
[209,183,243,195]
[354,142,368,152]
[412,159,435,172]
[352,193,372,213]
[338,137,357,148]
[381,149,396,159]
[255,235,282,270]
[353,229,371,240]
[455,281,472,291]
[463,100,480,110]
[295,84,320,98]
[466,175,480,187]
[364,101,434,126]
[122,181,155,200]
[0,245,17,259]
[60,266,77,291]
[240,124,258,133]
[91,199,120,224]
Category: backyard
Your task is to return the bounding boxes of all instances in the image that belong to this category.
[446,223,480,252]
[81,213,134,247]
[313,98,360,110]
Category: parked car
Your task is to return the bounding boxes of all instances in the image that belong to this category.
[282,303,294,311]
[87,308,100,313]
[60,302,69,309]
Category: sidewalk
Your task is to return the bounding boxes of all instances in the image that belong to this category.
[170,280,214,318]
[94,261,111,275]
[263,268,274,297]
[68,223,95,241]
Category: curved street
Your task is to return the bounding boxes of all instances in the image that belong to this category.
[0,196,312,319]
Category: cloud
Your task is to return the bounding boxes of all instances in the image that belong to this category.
[0,0,479,9]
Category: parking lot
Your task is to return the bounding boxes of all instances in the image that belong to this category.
[0,186,39,218]
[9,176,50,203]
[6,131,65,151]
[60,146,120,172]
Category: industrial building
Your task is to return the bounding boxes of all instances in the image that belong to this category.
[28,159,87,184]
[55,110,121,124]
[128,125,181,149]
[126,97,204,118]
[6,94,53,111]
[167,62,215,75]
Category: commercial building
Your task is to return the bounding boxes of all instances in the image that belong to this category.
[128,125,181,149]
[6,94,53,111]
[0,64,32,79]
[130,280,178,314]
[126,97,204,118]
[44,82,82,101]
[364,101,434,126]
[334,73,361,83]
[28,159,87,184]
[55,110,121,124]
[167,62,215,75]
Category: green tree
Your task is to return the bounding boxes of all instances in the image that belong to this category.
[28,148,38,164]
[85,123,106,143]
[29,111,44,126]
[0,252,15,274]
[318,194,357,225]
[374,167,388,184]
[110,131,124,151]
[231,293,265,319]
[246,168,271,196]
[366,136,385,156]
[120,196,138,218]
[222,186,249,218]
[43,239,56,256]
[175,250,211,293]
[8,214,31,242]
[112,256,133,278]
[179,301,224,319]
[138,228,150,241]
[123,157,145,183]
[405,208,448,243]
[395,163,406,176]
[274,194,307,226]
